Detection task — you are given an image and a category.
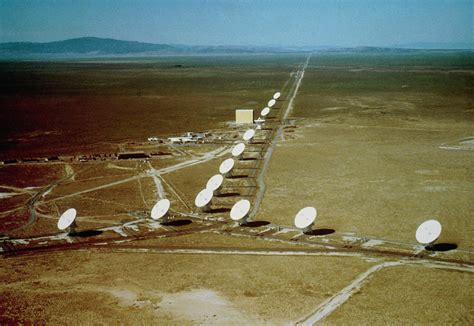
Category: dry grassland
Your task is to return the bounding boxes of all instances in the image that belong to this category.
[0,250,372,325]
[325,265,473,324]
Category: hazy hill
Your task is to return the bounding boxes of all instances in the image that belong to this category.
[0,37,472,59]
[0,37,175,55]
[0,37,295,58]
[321,46,419,53]
[392,42,474,50]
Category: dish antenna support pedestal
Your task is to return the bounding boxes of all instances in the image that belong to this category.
[255,118,265,130]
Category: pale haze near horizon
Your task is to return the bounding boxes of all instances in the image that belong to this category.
[0,0,472,48]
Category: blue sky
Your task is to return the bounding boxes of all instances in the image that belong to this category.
[0,0,472,47]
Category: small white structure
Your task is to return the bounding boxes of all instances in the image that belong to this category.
[167,132,203,144]
[168,136,195,144]
[255,117,265,130]
[236,109,254,124]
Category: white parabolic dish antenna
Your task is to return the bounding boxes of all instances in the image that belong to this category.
[232,143,246,157]
[268,99,276,108]
[261,107,270,117]
[294,207,317,229]
[273,92,281,100]
[151,199,171,220]
[230,199,251,221]
[58,208,77,230]
[243,129,255,141]
[219,158,235,174]
[206,174,224,191]
[416,219,442,244]
[195,188,213,208]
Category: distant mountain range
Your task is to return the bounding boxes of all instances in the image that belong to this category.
[0,37,472,59]
[0,37,306,58]
[391,42,474,50]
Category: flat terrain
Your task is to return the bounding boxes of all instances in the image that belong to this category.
[0,249,372,325]
[1,52,473,324]
[325,265,473,324]
[260,53,474,246]
[0,55,301,159]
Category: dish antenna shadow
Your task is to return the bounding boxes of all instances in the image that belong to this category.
[426,243,457,252]
[242,220,270,228]
[305,228,335,236]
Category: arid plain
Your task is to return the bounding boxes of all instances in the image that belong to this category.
[1,52,473,324]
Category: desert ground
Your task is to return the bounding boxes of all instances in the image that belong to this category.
[1,52,473,324]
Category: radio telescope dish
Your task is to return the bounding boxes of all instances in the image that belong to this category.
[195,188,213,208]
[58,208,77,232]
[230,199,251,224]
[151,199,171,221]
[268,99,276,108]
[206,174,224,192]
[232,142,246,159]
[261,107,270,117]
[273,92,281,100]
[294,206,317,232]
[416,219,442,245]
[219,158,235,176]
[243,129,255,142]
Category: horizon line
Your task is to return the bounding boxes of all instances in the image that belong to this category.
[1,36,473,50]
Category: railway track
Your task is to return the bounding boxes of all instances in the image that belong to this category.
[2,213,473,271]
[0,217,226,257]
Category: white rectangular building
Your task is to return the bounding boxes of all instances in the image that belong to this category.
[235,109,254,124]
